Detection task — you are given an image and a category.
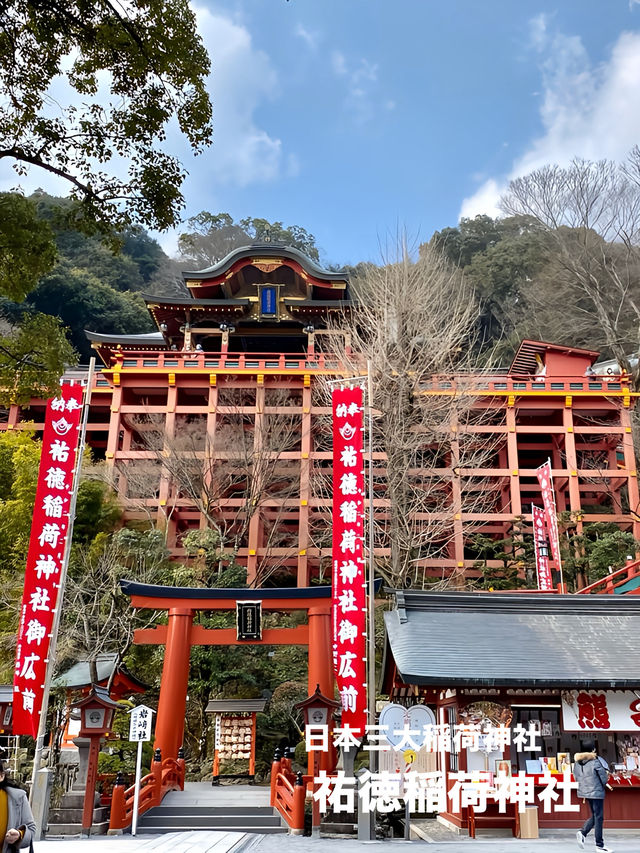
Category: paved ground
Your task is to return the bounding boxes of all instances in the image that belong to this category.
[160,783,271,807]
[39,826,638,852]
[41,830,248,852]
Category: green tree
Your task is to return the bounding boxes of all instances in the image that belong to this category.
[0,312,75,404]
[0,193,75,401]
[0,432,122,677]
[429,215,552,354]
[561,522,640,588]
[26,261,154,358]
[0,0,212,234]
[59,528,177,683]
[34,194,168,290]
[0,193,57,300]
[177,212,320,268]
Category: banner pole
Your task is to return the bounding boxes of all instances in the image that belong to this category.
[30,358,96,802]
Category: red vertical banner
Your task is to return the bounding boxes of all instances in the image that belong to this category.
[532,505,553,591]
[13,384,84,737]
[536,459,563,571]
[332,386,367,736]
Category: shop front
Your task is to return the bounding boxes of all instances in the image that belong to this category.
[382,591,640,834]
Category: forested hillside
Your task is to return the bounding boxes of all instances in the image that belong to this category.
[3,156,640,376]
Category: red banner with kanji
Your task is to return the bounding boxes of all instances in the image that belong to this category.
[13,385,83,736]
[332,386,367,736]
[532,505,553,591]
[536,459,562,570]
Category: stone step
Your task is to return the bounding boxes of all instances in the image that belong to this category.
[49,806,109,824]
[46,821,109,837]
[150,805,276,817]
[136,824,287,835]
[320,822,356,835]
[58,792,101,809]
[139,813,282,829]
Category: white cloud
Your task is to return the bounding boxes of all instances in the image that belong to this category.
[331,52,380,124]
[295,23,320,50]
[460,21,640,219]
[332,51,347,76]
[0,5,287,202]
[184,6,283,187]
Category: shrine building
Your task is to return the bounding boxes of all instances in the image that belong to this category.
[2,243,639,585]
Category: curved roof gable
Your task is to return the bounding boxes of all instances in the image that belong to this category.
[182,243,347,284]
[181,243,349,301]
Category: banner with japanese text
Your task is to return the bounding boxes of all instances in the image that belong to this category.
[531,505,553,591]
[535,460,562,570]
[13,385,83,736]
[332,386,367,736]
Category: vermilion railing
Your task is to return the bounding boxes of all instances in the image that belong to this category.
[270,752,308,835]
[102,351,345,374]
[575,559,640,595]
[109,748,185,832]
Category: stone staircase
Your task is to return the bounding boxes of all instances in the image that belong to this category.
[47,789,109,837]
[137,783,286,835]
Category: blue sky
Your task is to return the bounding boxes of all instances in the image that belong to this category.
[4,1,640,267]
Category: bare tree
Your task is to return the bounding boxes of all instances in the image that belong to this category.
[125,391,303,586]
[58,528,176,685]
[326,240,498,588]
[501,154,640,386]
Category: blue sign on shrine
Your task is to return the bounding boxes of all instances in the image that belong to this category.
[260,286,277,316]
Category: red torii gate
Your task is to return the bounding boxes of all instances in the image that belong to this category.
[121,581,335,769]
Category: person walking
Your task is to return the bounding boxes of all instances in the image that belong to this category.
[0,761,35,852]
[574,740,612,852]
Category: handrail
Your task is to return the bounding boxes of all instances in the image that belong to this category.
[109,748,185,832]
[104,351,344,374]
[576,559,640,595]
[270,753,307,834]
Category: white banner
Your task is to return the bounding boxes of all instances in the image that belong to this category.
[562,691,640,732]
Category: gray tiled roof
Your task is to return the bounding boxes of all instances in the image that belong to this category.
[384,591,640,689]
[205,699,267,713]
[52,654,145,690]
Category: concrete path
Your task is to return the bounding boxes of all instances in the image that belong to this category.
[41,829,249,852]
[255,829,638,851]
[39,827,639,852]
[161,783,271,807]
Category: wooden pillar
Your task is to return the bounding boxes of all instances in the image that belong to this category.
[247,382,265,585]
[307,606,333,698]
[105,385,122,468]
[608,441,623,515]
[506,405,521,517]
[7,404,19,429]
[158,383,177,543]
[298,380,312,586]
[620,405,640,539]
[202,377,219,535]
[154,607,194,760]
[562,404,582,529]
[450,419,465,583]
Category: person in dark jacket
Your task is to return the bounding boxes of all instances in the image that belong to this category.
[574,740,612,852]
[0,761,35,853]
